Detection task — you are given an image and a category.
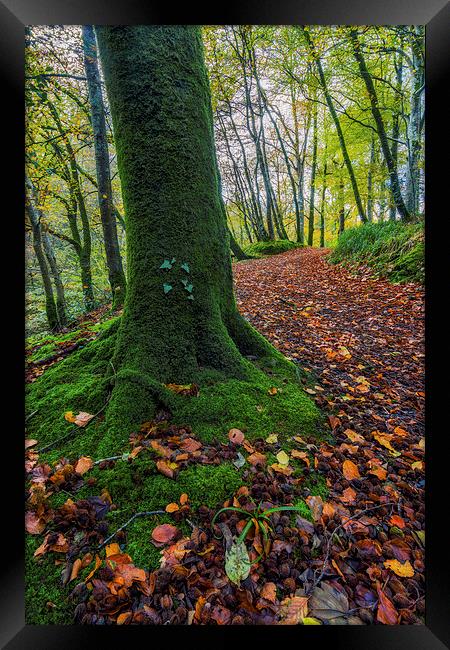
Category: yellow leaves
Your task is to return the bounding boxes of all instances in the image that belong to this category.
[372,431,400,456]
[343,429,365,444]
[411,461,423,470]
[302,617,322,625]
[164,383,199,396]
[384,559,415,577]
[342,459,360,480]
[271,463,293,476]
[64,411,76,423]
[265,433,278,444]
[276,450,289,466]
[106,543,121,557]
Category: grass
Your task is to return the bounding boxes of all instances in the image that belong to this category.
[243,239,302,258]
[329,221,424,284]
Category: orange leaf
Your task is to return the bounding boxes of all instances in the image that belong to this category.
[271,463,293,476]
[179,493,189,505]
[376,582,399,624]
[291,450,310,466]
[393,426,408,437]
[156,460,176,478]
[340,487,357,503]
[247,452,266,466]
[278,596,309,624]
[69,558,83,582]
[117,611,133,625]
[389,515,406,529]
[261,582,277,603]
[106,543,121,557]
[84,554,102,582]
[64,411,76,423]
[343,429,365,444]
[268,387,278,395]
[342,459,360,480]
[368,466,387,480]
[165,502,180,513]
[74,456,93,475]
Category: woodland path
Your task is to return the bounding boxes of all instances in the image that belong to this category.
[234,247,425,624]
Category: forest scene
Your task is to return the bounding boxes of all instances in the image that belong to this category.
[25,25,425,626]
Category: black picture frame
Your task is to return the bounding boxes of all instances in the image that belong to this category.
[2,1,449,647]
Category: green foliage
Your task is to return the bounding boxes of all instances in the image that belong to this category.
[243,240,303,258]
[329,221,424,284]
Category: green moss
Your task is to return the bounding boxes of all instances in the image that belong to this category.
[25,535,73,625]
[305,473,329,500]
[243,239,302,258]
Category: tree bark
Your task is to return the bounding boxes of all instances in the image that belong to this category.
[367,133,375,222]
[42,231,68,328]
[82,25,126,308]
[25,176,60,331]
[95,26,276,427]
[349,28,411,222]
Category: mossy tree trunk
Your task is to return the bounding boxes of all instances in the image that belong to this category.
[82,25,126,309]
[95,26,276,428]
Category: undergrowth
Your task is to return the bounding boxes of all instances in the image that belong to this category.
[329,221,424,284]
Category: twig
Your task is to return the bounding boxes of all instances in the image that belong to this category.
[37,395,111,454]
[26,409,39,422]
[98,510,166,549]
[94,455,122,466]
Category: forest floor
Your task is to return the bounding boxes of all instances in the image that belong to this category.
[25,247,425,625]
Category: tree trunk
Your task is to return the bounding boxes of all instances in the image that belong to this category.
[42,231,68,328]
[367,133,375,222]
[301,27,367,224]
[319,139,328,248]
[389,50,403,221]
[307,100,318,246]
[405,26,424,218]
[96,26,277,428]
[25,176,60,331]
[82,25,126,308]
[349,28,411,222]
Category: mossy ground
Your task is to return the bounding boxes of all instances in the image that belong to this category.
[25,316,326,624]
[243,239,303,258]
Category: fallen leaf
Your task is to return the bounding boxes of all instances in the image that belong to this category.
[165,502,180,513]
[276,450,290,466]
[25,511,45,535]
[64,411,76,423]
[25,439,38,449]
[271,463,293,476]
[291,449,310,466]
[74,456,93,475]
[384,559,415,577]
[228,428,245,445]
[343,429,365,444]
[278,596,308,624]
[74,412,95,427]
[265,433,278,444]
[342,459,360,480]
[268,387,278,395]
[376,581,398,624]
[247,452,266,466]
[261,582,277,603]
[151,524,179,546]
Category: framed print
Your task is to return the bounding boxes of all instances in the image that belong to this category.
[1,0,449,647]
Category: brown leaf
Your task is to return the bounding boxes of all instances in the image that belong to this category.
[69,558,83,582]
[228,428,245,444]
[25,439,38,449]
[25,511,46,535]
[156,459,177,478]
[278,596,308,624]
[74,411,95,427]
[151,524,179,546]
[261,582,277,603]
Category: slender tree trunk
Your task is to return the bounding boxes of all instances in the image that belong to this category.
[319,140,328,248]
[96,26,277,428]
[301,27,367,223]
[389,50,403,221]
[405,26,424,218]
[367,133,375,222]
[25,176,60,331]
[82,25,126,308]
[42,231,68,328]
[307,101,318,246]
[349,28,411,222]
